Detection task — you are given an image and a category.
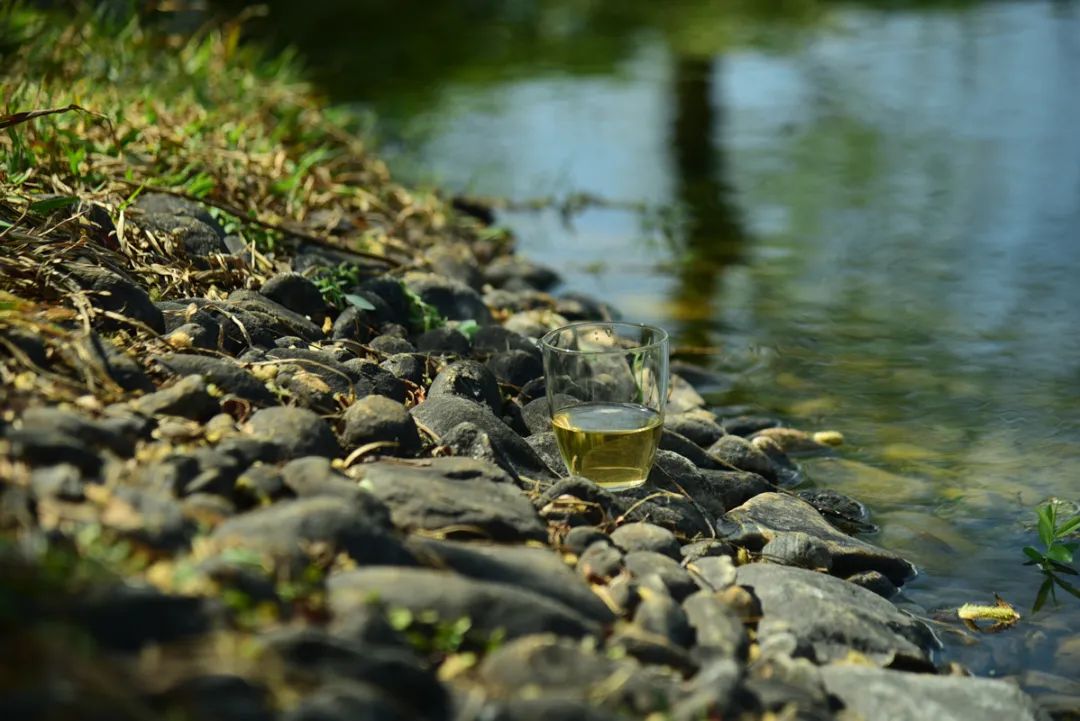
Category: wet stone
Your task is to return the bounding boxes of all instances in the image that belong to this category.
[708,434,778,482]
[329,568,598,641]
[358,458,545,542]
[259,272,328,321]
[427,360,502,414]
[341,395,421,456]
[624,551,698,601]
[719,415,783,437]
[761,531,833,571]
[245,406,341,460]
[845,570,899,599]
[659,429,730,471]
[611,522,681,559]
[797,487,878,535]
[154,353,275,406]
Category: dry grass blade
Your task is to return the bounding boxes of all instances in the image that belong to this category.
[0,103,108,131]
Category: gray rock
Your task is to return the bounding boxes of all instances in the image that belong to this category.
[358,458,546,541]
[329,568,598,640]
[846,570,899,599]
[562,526,611,556]
[246,406,341,460]
[525,431,568,476]
[576,541,625,583]
[63,262,164,332]
[667,374,706,414]
[648,449,771,520]
[471,326,540,359]
[4,426,101,475]
[369,334,415,355]
[19,406,146,457]
[554,292,617,322]
[665,412,725,449]
[29,463,85,501]
[719,415,782,437]
[401,271,492,324]
[154,353,275,406]
[683,590,749,660]
[341,359,407,404]
[797,487,878,535]
[736,563,938,666]
[483,698,624,721]
[708,434,778,482]
[669,658,743,721]
[439,422,518,480]
[332,302,381,344]
[427,360,502,414]
[259,272,328,321]
[280,457,360,499]
[415,326,470,355]
[659,429,731,471]
[152,675,272,721]
[102,485,191,551]
[75,585,214,652]
[607,625,699,675]
[634,588,694,647]
[410,395,555,482]
[761,531,833,571]
[426,242,483,289]
[819,664,1050,721]
[75,332,154,392]
[724,492,915,584]
[280,681,409,721]
[611,522,681,559]
[211,495,409,572]
[484,256,560,291]
[132,192,223,235]
[405,537,614,624]
[341,396,420,456]
[486,350,543,389]
[680,539,735,563]
[129,374,219,421]
[135,212,227,257]
[226,290,325,343]
[624,551,697,601]
[379,353,425,385]
[356,277,413,327]
[685,555,737,592]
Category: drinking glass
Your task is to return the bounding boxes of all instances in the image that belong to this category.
[540,321,669,490]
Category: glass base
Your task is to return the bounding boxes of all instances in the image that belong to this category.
[592,477,648,491]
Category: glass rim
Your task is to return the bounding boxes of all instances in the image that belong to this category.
[539,321,669,356]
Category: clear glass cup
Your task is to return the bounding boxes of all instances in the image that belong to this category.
[540,321,669,490]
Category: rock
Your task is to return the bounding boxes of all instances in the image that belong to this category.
[226,290,325,343]
[634,587,694,647]
[439,422,518,480]
[135,212,227,257]
[607,625,698,675]
[562,526,611,555]
[154,353,275,406]
[669,658,743,721]
[342,359,407,404]
[164,321,219,350]
[246,406,341,460]
[797,487,878,535]
[723,492,915,584]
[402,271,492,324]
[427,360,502,414]
[368,334,415,355]
[761,531,833,571]
[405,537,613,624]
[683,591,749,660]
[330,568,598,640]
[332,302,381,344]
[486,350,543,389]
[685,555,737,592]
[179,447,243,497]
[129,374,219,421]
[19,406,146,457]
[667,375,706,414]
[74,332,154,392]
[484,256,560,291]
[132,192,223,235]
[210,495,409,572]
[644,449,770,523]
[263,629,447,720]
[341,396,420,456]
[576,541,625,583]
[525,431,568,476]
[379,353,425,385]
[846,570,899,598]
[665,411,725,449]
[519,396,558,436]
[259,273,328,321]
[262,348,354,413]
[624,551,697,601]
[708,435,778,482]
[553,292,617,322]
[279,457,360,499]
[471,326,540,359]
[659,429,730,471]
[30,463,85,501]
[63,262,165,332]
[426,242,483,289]
[280,681,408,721]
[355,277,413,326]
[358,458,546,541]
[819,665,1050,721]
[152,675,273,721]
[410,395,555,481]
[719,415,782,437]
[503,309,569,339]
[4,427,101,475]
[680,540,735,563]
[736,563,938,666]
[76,584,213,651]
[611,522,681,559]
[483,699,624,721]
[415,326,470,355]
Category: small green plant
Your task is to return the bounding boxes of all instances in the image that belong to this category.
[311,262,372,310]
[402,283,445,332]
[1023,500,1080,573]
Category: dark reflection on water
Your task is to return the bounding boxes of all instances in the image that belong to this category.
[226,0,1080,696]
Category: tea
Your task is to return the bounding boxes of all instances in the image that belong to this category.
[551,401,662,489]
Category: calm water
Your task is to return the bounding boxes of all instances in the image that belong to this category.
[237,0,1080,701]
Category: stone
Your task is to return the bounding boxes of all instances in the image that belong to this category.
[405,537,613,624]
[607,625,698,675]
[611,522,681,559]
[439,422,518,480]
[368,334,415,355]
[471,326,540,359]
[341,396,420,456]
[132,192,223,235]
[401,271,492,324]
[665,411,725,449]
[484,255,560,291]
[427,242,483,289]
[667,374,706,414]
[263,629,447,720]
[634,587,694,647]
[358,458,546,541]
[761,531,833,571]
[210,495,409,571]
[379,353,425,385]
[263,348,355,412]
[819,665,1050,721]
[226,290,325,343]
[19,407,146,457]
[483,699,624,721]
[680,540,735,563]
[129,374,219,421]
[708,434,778,482]
[330,569,599,640]
[246,406,341,460]
[846,570,899,598]
[648,450,771,520]
[669,658,743,721]
[797,487,878,535]
[658,429,730,471]
[259,272,328,321]
[683,590,748,660]
[410,396,555,481]
[332,300,389,344]
[152,675,273,721]
[519,396,558,436]
[280,681,407,721]
[342,359,407,404]
[427,360,502,414]
[624,551,697,601]
[75,584,213,651]
[525,432,568,476]
[280,457,360,499]
[736,563,938,666]
[553,292,617,322]
[135,212,227,257]
[29,464,85,501]
[503,309,569,339]
[4,427,101,475]
[74,332,155,392]
[723,492,915,584]
[486,350,543,389]
[576,542,625,583]
[154,353,275,406]
[356,277,413,326]
[719,415,782,437]
[415,326,470,355]
[685,555,737,592]
[63,262,164,332]
[562,526,611,556]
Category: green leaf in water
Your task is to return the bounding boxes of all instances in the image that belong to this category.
[1057,514,1080,538]
[1038,504,1055,548]
[1023,546,1045,564]
[1033,576,1054,613]
[1046,545,1075,565]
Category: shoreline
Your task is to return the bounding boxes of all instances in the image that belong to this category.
[0,7,1057,721]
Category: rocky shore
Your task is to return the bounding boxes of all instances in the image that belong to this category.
[0,10,1053,721]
